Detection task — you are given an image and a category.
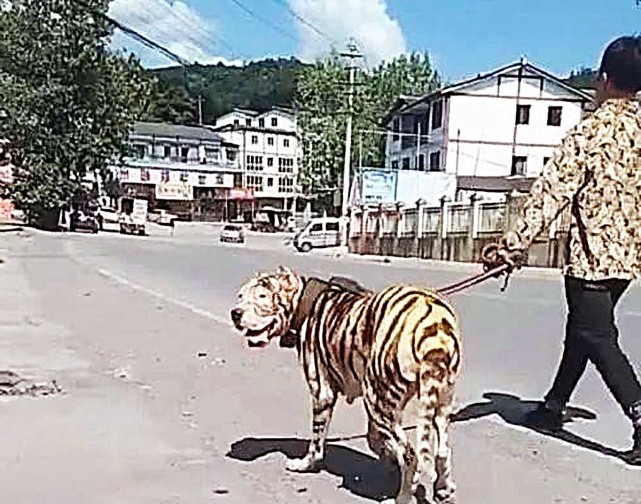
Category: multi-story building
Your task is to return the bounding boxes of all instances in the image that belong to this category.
[109,122,243,220]
[384,59,595,202]
[211,107,300,210]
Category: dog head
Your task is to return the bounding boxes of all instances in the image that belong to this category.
[230,266,303,348]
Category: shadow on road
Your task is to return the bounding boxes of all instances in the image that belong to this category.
[453,391,627,460]
[227,437,399,501]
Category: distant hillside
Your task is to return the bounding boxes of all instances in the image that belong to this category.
[142,58,597,126]
[143,57,307,125]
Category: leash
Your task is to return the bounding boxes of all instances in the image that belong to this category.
[437,264,511,296]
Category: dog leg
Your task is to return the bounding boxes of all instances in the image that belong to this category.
[286,378,337,473]
[365,390,417,504]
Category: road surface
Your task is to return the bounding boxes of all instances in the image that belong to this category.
[0,225,639,503]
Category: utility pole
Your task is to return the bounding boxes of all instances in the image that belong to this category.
[197,95,203,125]
[339,40,362,249]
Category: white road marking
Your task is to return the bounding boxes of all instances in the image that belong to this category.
[96,268,233,327]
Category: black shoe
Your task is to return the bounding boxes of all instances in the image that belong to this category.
[623,427,641,466]
[522,403,564,432]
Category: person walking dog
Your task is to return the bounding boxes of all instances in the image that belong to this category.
[481,35,641,465]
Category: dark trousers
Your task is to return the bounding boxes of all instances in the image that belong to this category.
[545,276,641,419]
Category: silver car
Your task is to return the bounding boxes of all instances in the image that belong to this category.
[219,224,245,244]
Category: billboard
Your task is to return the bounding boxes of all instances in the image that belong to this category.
[360,168,397,205]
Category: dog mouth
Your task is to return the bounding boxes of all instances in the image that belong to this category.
[243,320,276,348]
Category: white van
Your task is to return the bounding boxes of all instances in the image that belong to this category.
[293,217,342,252]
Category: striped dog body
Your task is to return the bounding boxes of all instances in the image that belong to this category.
[231,267,462,504]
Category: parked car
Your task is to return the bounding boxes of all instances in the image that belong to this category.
[70,208,100,234]
[148,209,178,226]
[97,206,119,232]
[293,217,342,252]
[219,224,245,244]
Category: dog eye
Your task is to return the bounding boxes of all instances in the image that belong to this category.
[258,293,268,299]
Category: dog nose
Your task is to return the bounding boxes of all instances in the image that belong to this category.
[231,308,243,323]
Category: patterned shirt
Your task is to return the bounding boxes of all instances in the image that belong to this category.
[503,98,641,281]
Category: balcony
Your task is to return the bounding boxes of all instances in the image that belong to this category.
[123,154,240,172]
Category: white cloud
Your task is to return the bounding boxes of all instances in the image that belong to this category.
[108,0,243,67]
[287,0,406,66]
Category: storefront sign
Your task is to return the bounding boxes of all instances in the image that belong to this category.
[156,182,193,201]
[226,188,255,200]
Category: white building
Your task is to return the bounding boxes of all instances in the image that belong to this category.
[384,59,594,202]
[110,122,242,221]
[211,106,300,210]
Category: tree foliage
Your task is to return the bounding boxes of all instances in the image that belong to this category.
[294,51,440,196]
[0,0,152,221]
[565,67,597,89]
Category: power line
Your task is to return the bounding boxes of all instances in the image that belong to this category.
[267,0,336,44]
[226,0,298,42]
[76,0,191,66]
[111,0,240,63]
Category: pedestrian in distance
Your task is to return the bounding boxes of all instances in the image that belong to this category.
[481,35,641,465]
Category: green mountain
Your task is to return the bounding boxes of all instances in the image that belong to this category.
[143,57,306,126]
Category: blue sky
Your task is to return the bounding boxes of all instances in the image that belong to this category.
[109,0,641,82]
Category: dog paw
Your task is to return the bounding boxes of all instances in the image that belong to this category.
[434,490,457,504]
[285,455,323,473]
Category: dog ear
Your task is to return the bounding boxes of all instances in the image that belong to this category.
[276,265,294,276]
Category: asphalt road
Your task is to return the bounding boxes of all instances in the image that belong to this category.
[1,225,640,503]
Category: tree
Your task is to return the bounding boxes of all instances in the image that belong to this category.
[294,51,440,202]
[566,67,597,89]
[0,0,152,225]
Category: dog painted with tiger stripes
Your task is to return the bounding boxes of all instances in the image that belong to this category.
[230,266,462,504]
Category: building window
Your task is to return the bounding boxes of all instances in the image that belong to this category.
[198,174,206,185]
[204,147,220,161]
[133,144,146,159]
[163,146,172,159]
[180,147,189,163]
[233,119,240,126]
[141,168,150,182]
[283,138,290,148]
[391,160,399,170]
[259,118,265,128]
[543,156,551,167]
[267,137,274,146]
[161,170,170,183]
[271,117,278,127]
[246,175,263,191]
[418,154,425,171]
[402,157,410,170]
[516,104,530,125]
[547,106,562,126]
[119,168,129,180]
[180,171,189,182]
[431,100,443,129]
[278,157,294,173]
[216,174,224,185]
[246,118,252,126]
[267,177,274,187]
[278,177,294,193]
[251,135,258,144]
[267,157,274,167]
[226,148,237,163]
[511,156,527,176]
[392,118,400,142]
[246,155,263,171]
[429,151,441,171]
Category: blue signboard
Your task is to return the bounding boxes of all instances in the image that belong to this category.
[360,168,397,204]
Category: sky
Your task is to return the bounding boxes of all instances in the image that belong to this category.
[108,0,641,82]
